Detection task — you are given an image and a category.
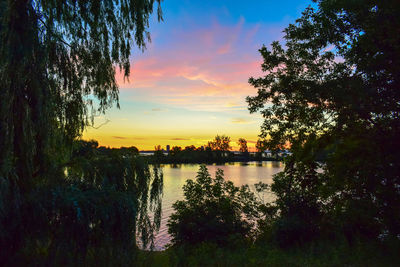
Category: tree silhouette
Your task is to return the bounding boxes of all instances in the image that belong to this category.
[168,165,260,246]
[255,139,266,153]
[169,146,182,157]
[0,0,162,191]
[248,0,400,243]
[0,1,163,264]
[207,135,232,151]
[237,138,248,153]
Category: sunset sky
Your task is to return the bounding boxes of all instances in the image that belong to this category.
[83,0,311,151]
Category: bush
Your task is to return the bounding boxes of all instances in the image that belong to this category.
[167,165,261,247]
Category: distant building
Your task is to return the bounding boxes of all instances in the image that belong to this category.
[264,150,272,157]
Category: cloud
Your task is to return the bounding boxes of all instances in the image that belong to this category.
[151,108,168,112]
[113,136,127,139]
[170,138,190,141]
[114,17,275,112]
[225,102,244,108]
[217,43,232,55]
[231,117,255,124]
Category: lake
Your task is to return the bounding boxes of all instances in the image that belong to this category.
[152,161,284,250]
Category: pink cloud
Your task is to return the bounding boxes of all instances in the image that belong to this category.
[217,43,232,55]
[116,18,283,111]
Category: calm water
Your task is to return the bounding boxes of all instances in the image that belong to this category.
[152,161,284,250]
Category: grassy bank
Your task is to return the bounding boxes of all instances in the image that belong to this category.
[137,240,400,267]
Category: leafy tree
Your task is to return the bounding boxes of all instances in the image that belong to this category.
[119,146,140,155]
[0,0,163,263]
[255,139,266,153]
[184,145,196,152]
[237,138,248,153]
[0,0,162,191]
[196,146,205,152]
[68,141,163,247]
[207,135,232,151]
[168,165,261,247]
[153,144,164,160]
[247,0,400,243]
[255,138,268,160]
[169,146,182,157]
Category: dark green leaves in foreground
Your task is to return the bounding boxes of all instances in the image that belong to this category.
[1,140,163,265]
[0,1,163,264]
[168,165,267,247]
[247,0,400,243]
[0,0,162,191]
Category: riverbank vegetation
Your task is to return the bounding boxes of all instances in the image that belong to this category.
[137,240,400,267]
[154,165,399,266]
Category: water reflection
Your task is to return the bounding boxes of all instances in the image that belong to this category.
[153,161,284,250]
[271,161,282,168]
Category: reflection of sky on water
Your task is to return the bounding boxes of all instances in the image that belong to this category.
[152,161,284,250]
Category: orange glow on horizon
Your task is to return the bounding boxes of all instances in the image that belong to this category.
[82,130,259,152]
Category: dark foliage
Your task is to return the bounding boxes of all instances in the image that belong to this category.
[168,165,262,247]
[0,0,163,264]
[247,0,400,246]
[1,140,163,265]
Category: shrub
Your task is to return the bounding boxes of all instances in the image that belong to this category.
[168,165,261,247]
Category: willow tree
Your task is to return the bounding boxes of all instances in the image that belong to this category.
[0,0,162,190]
[0,0,163,263]
[247,0,400,244]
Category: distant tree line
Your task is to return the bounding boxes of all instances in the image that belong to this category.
[150,135,285,164]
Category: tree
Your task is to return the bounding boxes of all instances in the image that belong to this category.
[154,144,164,160]
[169,146,182,157]
[207,135,232,151]
[255,139,266,153]
[184,145,196,152]
[57,140,164,255]
[119,146,140,155]
[0,0,162,191]
[247,0,400,243]
[0,1,163,263]
[237,138,248,153]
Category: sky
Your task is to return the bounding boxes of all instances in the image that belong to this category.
[83,0,312,151]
